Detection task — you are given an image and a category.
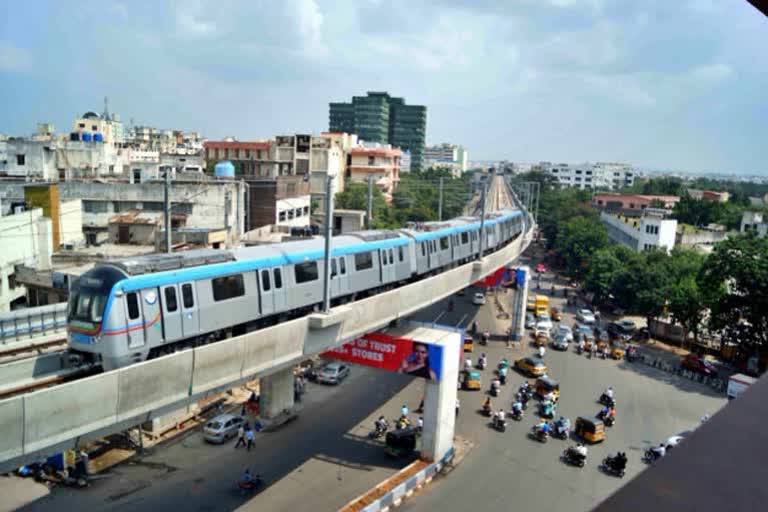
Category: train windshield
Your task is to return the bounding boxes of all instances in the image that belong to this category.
[68,267,126,326]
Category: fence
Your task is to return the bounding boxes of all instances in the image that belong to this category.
[635,353,726,392]
[0,304,68,344]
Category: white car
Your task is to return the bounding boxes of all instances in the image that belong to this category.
[536,314,553,331]
[554,325,573,341]
[576,309,596,324]
[525,313,537,329]
[317,362,350,385]
[472,293,486,305]
[203,414,246,444]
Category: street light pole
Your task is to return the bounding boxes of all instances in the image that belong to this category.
[366,175,373,229]
[164,167,172,253]
[478,183,487,260]
[438,177,444,221]
[322,174,335,313]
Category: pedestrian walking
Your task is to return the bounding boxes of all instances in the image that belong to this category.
[455,397,460,417]
[234,425,246,449]
[538,345,546,359]
[245,427,255,451]
[401,404,409,417]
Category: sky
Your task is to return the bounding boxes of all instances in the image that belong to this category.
[1,0,766,174]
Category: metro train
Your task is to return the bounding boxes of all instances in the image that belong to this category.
[67,208,526,370]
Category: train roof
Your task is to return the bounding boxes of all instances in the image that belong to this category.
[100,248,236,276]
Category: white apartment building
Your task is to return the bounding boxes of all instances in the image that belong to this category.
[741,211,767,237]
[423,143,468,177]
[0,208,53,311]
[538,162,635,190]
[600,210,677,253]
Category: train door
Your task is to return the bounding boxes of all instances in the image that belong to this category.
[180,282,199,336]
[380,248,394,282]
[336,256,350,295]
[140,288,163,346]
[161,284,182,342]
[124,291,145,349]
[329,259,340,297]
[272,267,287,313]
[258,269,274,317]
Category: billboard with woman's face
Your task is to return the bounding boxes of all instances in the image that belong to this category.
[324,331,443,381]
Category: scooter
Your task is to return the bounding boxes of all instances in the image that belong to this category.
[601,455,627,478]
[562,448,586,468]
[599,394,616,407]
[531,426,549,443]
[492,416,507,432]
[481,404,492,417]
[510,408,524,421]
[237,475,263,495]
[481,331,490,345]
[490,386,500,397]
[551,423,570,440]
[368,422,389,439]
[477,359,487,370]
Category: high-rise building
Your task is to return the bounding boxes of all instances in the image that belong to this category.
[423,143,468,177]
[329,91,426,171]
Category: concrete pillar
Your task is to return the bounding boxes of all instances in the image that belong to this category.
[259,368,295,419]
[511,266,529,342]
[421,333,460,462]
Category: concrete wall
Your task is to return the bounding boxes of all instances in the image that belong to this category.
[59,199,84,247]
[0,209,53,311]
[676,229,729,247]
[0,210,533,471]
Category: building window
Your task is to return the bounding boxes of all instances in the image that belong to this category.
[368,156,375,165]
[182,283,194,308]
[79,123,85,128]
[212,274,245,301]
[16,154,25,166]
[303,206,309,216]
[164,287,178,312]
[295,261,319,283]
[174,203,193,215]
[83,200,109,213]
[279,211,286,222]
[126,292,140,320]
[92,125,98,131]
[355,251,373,271]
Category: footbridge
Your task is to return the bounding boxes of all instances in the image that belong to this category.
[0,176,535,472]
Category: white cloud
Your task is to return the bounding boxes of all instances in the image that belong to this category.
[294,0,326,57]
[0,42,31,72]
[690,63,734,84]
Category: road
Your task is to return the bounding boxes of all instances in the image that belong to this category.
[401,255,727,512]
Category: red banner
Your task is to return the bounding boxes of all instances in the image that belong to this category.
[324,331,444,381]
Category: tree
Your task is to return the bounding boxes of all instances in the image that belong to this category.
[553,216,610,280]
[669,275,706,343]
[583,248,623,306]
[699,233,768,357]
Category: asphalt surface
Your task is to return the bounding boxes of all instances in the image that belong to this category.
[401,256,727,512]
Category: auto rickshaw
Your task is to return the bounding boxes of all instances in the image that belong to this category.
[596,338,610,352]
[527,297,536,312]
[550,307,562,322]
[463,336,474,353]
[534,330,550,347]
[535,376,560,401]
[574,416,605,444]
[385,428,418,457]
[611,341,627,360]
[462,370,482,391]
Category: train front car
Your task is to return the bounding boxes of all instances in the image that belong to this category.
[67,265,129,369]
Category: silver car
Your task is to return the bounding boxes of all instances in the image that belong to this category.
[203,414,246,444]
[317,362,350,385]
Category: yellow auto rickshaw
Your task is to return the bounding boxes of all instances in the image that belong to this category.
[550,307,562,322]
[575,416,605,444]
[611,341,627,360]
[463,336,474,353]
[535,376,560,401]
[534,329,550,347]
[462,370,482,391]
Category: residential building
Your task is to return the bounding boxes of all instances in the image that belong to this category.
[332,209,365,234]
[741,211,767,237]
[592,193,680,216]
[686,189,730,202]
[536,161,635,190]
[0,207,53,311]
[423,143,468,177]
[0,133,8,171]
[329,91,426,171]
[204,139,273,176]
[600,210,677,253]
[346,143,401,201]
[245,177,310,230]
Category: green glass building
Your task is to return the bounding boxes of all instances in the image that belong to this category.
[329,91,426,171]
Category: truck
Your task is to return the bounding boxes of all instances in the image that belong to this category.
[535,295,549,317]
[727,373,757,400]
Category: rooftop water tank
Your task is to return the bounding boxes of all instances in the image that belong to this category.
[214,160,235,179]
[93,132,104,142]
[82,132,92,142]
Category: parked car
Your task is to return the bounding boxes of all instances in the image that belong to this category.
[680,354,718,377]
[536,314,553,331]
[473,292,486,305]
[552,333,570,351]
[576,309,596,324]
[317,362,351,384]
[203,414,246,444]
[607,320,637,341]
[525,312,537,329]
[574,323,594,343]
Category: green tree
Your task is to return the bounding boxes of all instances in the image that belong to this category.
[699,233,768,356]
[583,247,623,306]
[553,216,610,280]
[669,275,706,343]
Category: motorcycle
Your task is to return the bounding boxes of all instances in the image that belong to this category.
[481,331,490,345]
[562,448,586,468]
[492,416,507,432]
[477,359,487,370]
[531,426,549,443]
[237,475,263,495]
[490,386,500,397]
[576,344,583,355]
[511,408,524,421]
[599,394,616,407]
[551,423,570,440]
[499,373,507,385]
[602,455,627,478]
[368,422,389,439]
[481,404,492,417]
[643,448,663,464]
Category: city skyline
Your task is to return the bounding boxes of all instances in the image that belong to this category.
[1,0,767,175]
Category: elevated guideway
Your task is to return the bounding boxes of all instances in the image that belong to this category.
[0,178,534,472]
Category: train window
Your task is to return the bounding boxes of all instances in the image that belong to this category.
[126,292,140,320]
[398,246,404,262]
[331,259,338,277]
[340,257,346,274]
[182,284,194,308]
[261,269,271,291]
[295,261,319,283]
[274,268,282,288]
[461,232,469,244]
[440,237,449,250]
[421,243,425,257]
[389,248,394,263]
[355,251,373,271]
[164,287,178,312]
[212,274,245,301]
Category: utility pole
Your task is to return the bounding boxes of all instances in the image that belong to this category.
[322,174,334,313]
[478,183,487,260]
[438,177,444,221]
[164,167,172,253]
[366,175,373,229]
[224,190,232,249]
